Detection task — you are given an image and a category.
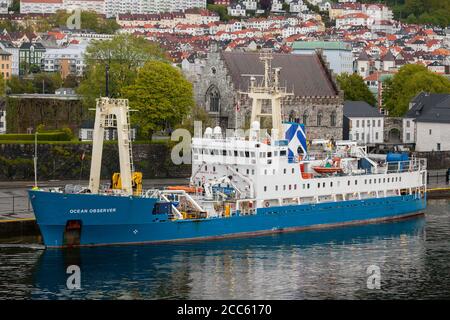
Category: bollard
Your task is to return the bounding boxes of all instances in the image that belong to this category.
[447,168,450,185]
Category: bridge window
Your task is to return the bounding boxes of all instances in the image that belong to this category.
[284,168,287,174]
[292,168,295,174]
[355,180,358,185]
[264,186,267,192]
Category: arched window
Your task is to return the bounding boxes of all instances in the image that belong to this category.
[302,112,308,125]
[330,111,337,127]
[206,85,220,113]
[317,112,322,126]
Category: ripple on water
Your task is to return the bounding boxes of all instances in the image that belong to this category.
[0,200,449,299]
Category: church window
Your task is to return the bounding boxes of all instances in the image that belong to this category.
[206,85,220,112]
[330,111,337,127]
[317,112,322,126]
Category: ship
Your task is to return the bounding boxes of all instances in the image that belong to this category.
[29,54,427,248]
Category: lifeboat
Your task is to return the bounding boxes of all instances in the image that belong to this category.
[166,186,203,193]
[313,166,343,174]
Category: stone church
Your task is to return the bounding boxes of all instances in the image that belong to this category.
[182,48,344,140]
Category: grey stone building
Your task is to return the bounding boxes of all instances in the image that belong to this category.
[183,48,344,140]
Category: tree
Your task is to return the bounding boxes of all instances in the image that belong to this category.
[31,73,62,94]
[122,61,194,139]
[6,76,35,94]
[383,64,450,116]
[176,105,215,135]
[336,73,376,107]
[77,34,165,107]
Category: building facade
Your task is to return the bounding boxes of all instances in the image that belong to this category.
[0,48,11,79]
[19,42,45,75]
[20,0,64,14]
[0,41,19,76]
[343,101,384,144]
[183,49,344,140]
[292,41,353,75]
[403,93,450,151]
[41,44,86,77]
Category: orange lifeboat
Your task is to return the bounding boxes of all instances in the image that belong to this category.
[313,166,343,174]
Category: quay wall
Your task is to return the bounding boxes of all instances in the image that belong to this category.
[413,151,450,170]
[0,142,191,181]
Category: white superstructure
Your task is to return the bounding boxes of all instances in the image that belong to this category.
[188,53,427,217]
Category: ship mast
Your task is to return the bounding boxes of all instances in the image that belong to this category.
[244,52,293,140]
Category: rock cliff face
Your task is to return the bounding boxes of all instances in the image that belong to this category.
[0,143,191,181]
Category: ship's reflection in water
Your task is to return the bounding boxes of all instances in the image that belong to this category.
[30,216,435,299]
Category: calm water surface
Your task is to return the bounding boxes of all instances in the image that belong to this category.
[0,199,449,299]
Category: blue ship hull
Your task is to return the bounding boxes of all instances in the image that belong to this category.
[29,190,426,248]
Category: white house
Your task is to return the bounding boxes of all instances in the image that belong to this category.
[336,13,369,29]
[242,0,257,11]
[403,93,450,151]
[0,0,12,14]
[228,2,246,17]
[271,0,283,12]
[344,101,384,144]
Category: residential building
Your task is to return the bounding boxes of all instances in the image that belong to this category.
[0,48,11,79]
[271,0,283,12]
[0,41,18,76]
[20,0,64,14]
[242,0,257,11]
[361,3,393,23]
[185,49,344,139]
[65,0,106,14]
[343,101,384,144]
[335,13,369,29]
[79,120,137,141]
[403,93,450,151]
[0,0,12,14]
[19,42,46,75]
[41,44,86,78]
[228,2,246,17]
[289,0,307,13]
[292,41,353,75]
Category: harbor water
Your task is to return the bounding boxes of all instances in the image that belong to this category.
[0,199,449,299]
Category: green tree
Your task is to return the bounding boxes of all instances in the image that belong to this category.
[176,105,215,135]
[77,34,165,107]
[336,73,376,107]
[207,4,231,21]
[122,61,194,139]
[32,73,62,94]
[383,64,450,116]
[6,76,35,94]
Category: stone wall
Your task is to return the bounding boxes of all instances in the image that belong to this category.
[0,143,191,181]
[413,151,450,170]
